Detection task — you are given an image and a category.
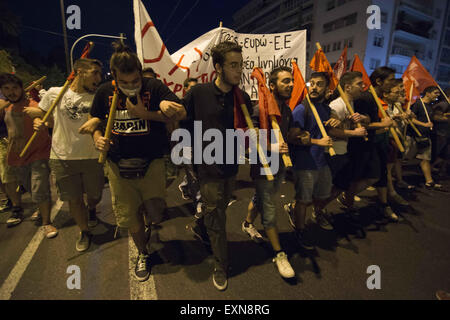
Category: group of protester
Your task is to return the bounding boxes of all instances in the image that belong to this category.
[0,40,448,292]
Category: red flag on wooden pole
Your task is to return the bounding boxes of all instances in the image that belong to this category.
[402,56,438,104]
[333,45,348,81]
[350,54,371,91]
[289,60,307,111]
[309,47,339,91]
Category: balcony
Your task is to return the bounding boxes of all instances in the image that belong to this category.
[391,46,425,59]
[399,0,433,18]
[395,22,431,39]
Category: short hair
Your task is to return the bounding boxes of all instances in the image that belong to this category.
[142,67,156,78]
[269,66,292,86]
[211,41,242,68]
[369,66,395,87]
[73,58,102,75]
[183,77,198,88]
[422,86,439,96]
[310,72,330,88]
[0,73,23,88]
[340,71,363,88]
[110,41,142,75]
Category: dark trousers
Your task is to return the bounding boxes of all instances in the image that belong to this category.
[198,176,235,272]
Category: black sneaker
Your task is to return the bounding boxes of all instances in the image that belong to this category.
[212,268,228,291]
[383,206,399,223]
[283,203,296,229]
[0,198,12,213]
[88,208,98,228]
[76,231,92,252]
[374,206,389,225]
[178,177,191,200]
[312,208,334,231]
[295,230,315,250]
[6,207,24,227]
[135,253,151,282]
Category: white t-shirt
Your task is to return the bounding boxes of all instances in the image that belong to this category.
[39,87,99,160]
[329,97,353,155]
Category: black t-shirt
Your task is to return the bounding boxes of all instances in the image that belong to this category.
[410,100,433,137]
[183,82,253,179]
[90,77,180,162]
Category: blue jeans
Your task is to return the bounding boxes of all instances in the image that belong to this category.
[252,168,286,229]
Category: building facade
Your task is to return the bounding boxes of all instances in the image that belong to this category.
[233,0,449,87]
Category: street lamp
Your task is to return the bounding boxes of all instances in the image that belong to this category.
[70,33,127,71]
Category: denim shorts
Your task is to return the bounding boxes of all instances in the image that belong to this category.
[252,168,285,229]
[293,166,332,203]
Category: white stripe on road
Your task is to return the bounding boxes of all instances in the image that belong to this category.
[0,199,64,300]
[128,233,158,300]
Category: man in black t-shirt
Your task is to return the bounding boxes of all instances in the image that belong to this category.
[411,86,444,190]
[344,67,398,222]
[243,66,296,279]
[91,42,185,282]
[182,41,253,291]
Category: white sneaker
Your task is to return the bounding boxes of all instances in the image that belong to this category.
[241,221,264,243]
[273,252,295,278]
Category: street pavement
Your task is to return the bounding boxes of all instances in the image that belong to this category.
[0,161,449,300]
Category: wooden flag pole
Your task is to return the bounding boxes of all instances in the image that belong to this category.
[305,93,336,156]
[98,85,119,164]
[406,82,414,111]
[1,76,47,111]
[368,85,405,152]
[393,103,422,137]
[239,102,274,181]
[419,97,433,131]
[20,42,94,158]
[270,116,292,167]
[437,85,450,104]
[315,43,367,141]
[19,80,71,158]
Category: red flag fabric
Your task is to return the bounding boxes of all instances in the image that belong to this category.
[232,86,250,130]
[250,68,281,131]
[402,56,438,104]
[289,60,307,111]
[333,45,348,81]
[309,48,339,91]
[350,54,371,91]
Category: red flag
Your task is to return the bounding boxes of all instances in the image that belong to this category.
[402,56,438,102]
[289,60,307,111]
[309,47,339,91]
[333,45,348,81]
[350,54,371,91]
[251,68,281,131]
[232,86,250,130]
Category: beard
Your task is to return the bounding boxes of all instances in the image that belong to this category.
[309,91,325,102]
[6,93,24,103]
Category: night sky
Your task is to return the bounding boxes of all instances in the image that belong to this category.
[8,0,250,71]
